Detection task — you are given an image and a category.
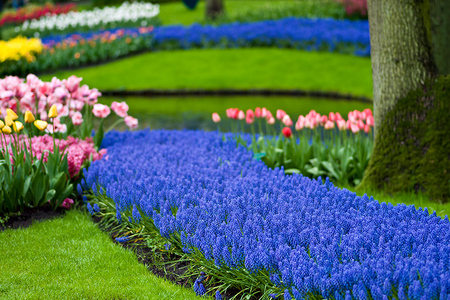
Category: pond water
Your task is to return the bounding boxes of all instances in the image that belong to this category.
[100,96,373,131]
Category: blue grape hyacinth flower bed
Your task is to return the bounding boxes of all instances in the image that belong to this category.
[80,130,450,299]
[42,17,370,57]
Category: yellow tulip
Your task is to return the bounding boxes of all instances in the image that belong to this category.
[6,108,18,121]
[13,121,24,133]
[48,104,58,119]
[0,120,4,129]
[2,125,12,134]
[34,120,48,131]
[4,116,13,127]
[24,111,35,123]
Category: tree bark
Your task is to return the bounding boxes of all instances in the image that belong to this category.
[367,0,437,132]
[361,0,450,201]
[205,0,225,20]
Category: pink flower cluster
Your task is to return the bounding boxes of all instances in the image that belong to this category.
[295,108,373,133]
[217,107,374,134]
[0,74,138,130]
[4,134,106,177]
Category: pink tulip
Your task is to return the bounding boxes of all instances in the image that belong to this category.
[324,120,335,130]
[364,124,371,133]
[55,103,69,117]
[26,74,41,90]
[87,89,101,105]
[336,119,346,130]
[366,115,374,126]
[350,123,360,133]
[65,75,83,93]
[246,109,255,124]
[276,109,287,120]
[267,117,275,125]
[226,108,234,119]
[304,118,311,129]
[335,112,343,121]
[261,107,268,118]
[265,110,273,120]
[212,112,221,123]
[124,116,138,129]
[282,115,293,127]
[295,119,304,131]
[92,104,111,118]
[346,119,353,130]
[54,87,68,101]
[111,101,129,118]
[237,110,245,120]
[320,115,328,125]
[72,112,83,125]
[363,108,373,116]
[357,119,365,130]
[353,110,362,120]
[0,90,14,101]
[348,111,356,123]
[255,107,262,118]
[329,112,336,122]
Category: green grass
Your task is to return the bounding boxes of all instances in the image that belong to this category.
[158,0,299,25]
[42,49,373,97]
[0,210,201,300]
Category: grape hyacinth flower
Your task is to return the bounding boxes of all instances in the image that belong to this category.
[86,203,94,215]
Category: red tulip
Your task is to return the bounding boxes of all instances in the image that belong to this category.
[282,127,293,138]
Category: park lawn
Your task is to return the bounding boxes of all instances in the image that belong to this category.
[158,0,298,26]
[0,210,201,300]
[42,48,373,98]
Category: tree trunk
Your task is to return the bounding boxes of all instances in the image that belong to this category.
[360,0,450,201]
[205,0,224,20]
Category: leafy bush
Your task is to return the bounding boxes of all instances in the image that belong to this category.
[81,129,450,299]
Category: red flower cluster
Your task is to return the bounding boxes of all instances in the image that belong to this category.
[0,3,76,27]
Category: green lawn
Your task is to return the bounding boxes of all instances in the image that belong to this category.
[43,49,373,97]
[0,210,201,300]
[158,0,297,25]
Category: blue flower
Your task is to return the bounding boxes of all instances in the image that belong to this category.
[115,236,129,243]
[86,203,94,215]
[93,203,100,213]
[215,290,222,300]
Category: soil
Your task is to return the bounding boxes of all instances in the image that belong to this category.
[0,205,66,231]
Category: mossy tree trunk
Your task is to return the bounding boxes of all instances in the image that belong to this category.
[361,0,450,201]
[205,0,224,20]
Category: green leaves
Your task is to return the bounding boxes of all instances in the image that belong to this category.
[0,142,74,214]
[248,130,373,187]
